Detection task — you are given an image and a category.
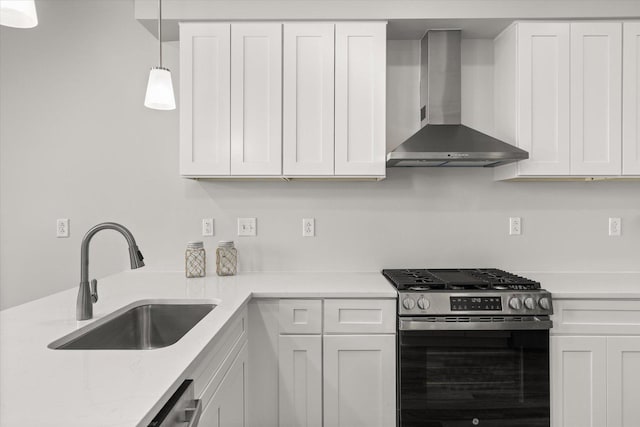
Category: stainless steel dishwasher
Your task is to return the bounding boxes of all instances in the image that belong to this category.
[148,380,202,427]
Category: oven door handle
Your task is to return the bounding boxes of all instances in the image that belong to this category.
[399,317,553,331]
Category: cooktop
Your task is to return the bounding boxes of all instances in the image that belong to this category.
[382,268,541,291]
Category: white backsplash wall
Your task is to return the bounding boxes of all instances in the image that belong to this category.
[1,1,638,309]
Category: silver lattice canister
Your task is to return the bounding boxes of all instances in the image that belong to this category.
[185,241,206,278]
[216,241,237,276]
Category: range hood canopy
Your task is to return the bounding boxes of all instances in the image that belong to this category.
[387,30,528,168]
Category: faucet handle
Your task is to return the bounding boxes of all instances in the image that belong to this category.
[90,279,98,303]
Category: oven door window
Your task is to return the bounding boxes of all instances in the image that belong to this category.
[399,329,549,427]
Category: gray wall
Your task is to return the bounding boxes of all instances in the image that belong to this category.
[1,1,638,309]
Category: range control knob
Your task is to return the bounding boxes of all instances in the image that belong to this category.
[402,297,416,310]
[417,297,429,310]
[524,297,536,310]
[538,297,551,311]
[508,297,522,310]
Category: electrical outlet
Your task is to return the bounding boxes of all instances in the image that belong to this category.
[609,217,621,236]
[56,218,69,238]
[302,218,315,237]
[202,218,214,236]
[509,217,521,236]
[238,218,257,236]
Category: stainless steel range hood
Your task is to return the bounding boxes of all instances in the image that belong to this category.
[387,30,528,167]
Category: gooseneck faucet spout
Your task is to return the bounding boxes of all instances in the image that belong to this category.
[76,222,145,320]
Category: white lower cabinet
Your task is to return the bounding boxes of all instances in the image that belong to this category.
[200,341,249,427]
[606,337,640,427]
[323,335,396,427]
[551,336,607,427]
[551,298,640,427]
[278,335,323,427]
[275,299,396,427]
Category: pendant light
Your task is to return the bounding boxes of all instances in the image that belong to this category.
[144,0,175,110]
[0,0,38,28]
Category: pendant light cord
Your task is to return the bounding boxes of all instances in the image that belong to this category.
[158,0,163,68]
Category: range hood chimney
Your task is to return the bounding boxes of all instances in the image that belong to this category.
[386,30,528,167]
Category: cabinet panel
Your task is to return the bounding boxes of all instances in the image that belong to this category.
[200,341,248,427]
[278,335,322,427]
[180,23,231,176]
[323,299,395,334]
[607,337,640,427]
[278,299,322,334]
[570,23,622,175]
[517,23,571,175]
[551,336,607,427]
[323,334,395,427]
[623,22,640,175]
[231,23,282,175]
[334,23,386,176]
[283,23,335,176]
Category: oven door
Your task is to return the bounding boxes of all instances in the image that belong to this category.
[398,318,550,427]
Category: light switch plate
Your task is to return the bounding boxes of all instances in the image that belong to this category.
[238,218,257,236]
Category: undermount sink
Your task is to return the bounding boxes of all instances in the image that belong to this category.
[49,300,216,350]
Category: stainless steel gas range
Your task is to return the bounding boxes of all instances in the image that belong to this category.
[383,268,553,427]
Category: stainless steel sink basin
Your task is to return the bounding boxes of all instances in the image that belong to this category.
[49,300,216,350]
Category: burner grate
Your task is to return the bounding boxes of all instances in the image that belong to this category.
[382,268,540,291]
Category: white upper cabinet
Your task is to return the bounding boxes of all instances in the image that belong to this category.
[180,23,231,176]
[180,21,386,179]
[570,22,622,176]
[283,23,335,176]
[494,22,571,179]
[334,23,387,177]
[494,21,632,180]
[623,22,640,175]
[231,23,282,176]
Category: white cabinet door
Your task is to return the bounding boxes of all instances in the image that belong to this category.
[623,22,640,175]
[231,23,282,176]
[570,23,623,175]
[516,23,571,176]
[323,334,395,427]
[551,336,607,427]
[278,335,322,427]
[334,23,386,177]
[607,337,640,427]
[200,342,248,427]
[283,23,335,176]
[180,23,231,176]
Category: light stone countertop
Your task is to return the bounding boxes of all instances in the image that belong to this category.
[1,269,638,426]
[521,271,640,299]
[0,270,397,427]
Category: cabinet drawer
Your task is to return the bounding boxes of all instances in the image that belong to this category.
[552,299,640,335]
[324,299,395,334]
[279,299,322,334]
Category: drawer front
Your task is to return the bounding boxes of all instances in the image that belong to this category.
[552,299,640,335]
[324,299,396,334]
[279,299,322,334]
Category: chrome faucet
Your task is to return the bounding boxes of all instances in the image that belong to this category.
[76,222,145,320]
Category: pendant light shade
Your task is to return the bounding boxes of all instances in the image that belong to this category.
[144,67,176,110]
[144,0,175,110]
[0,0,38,28]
